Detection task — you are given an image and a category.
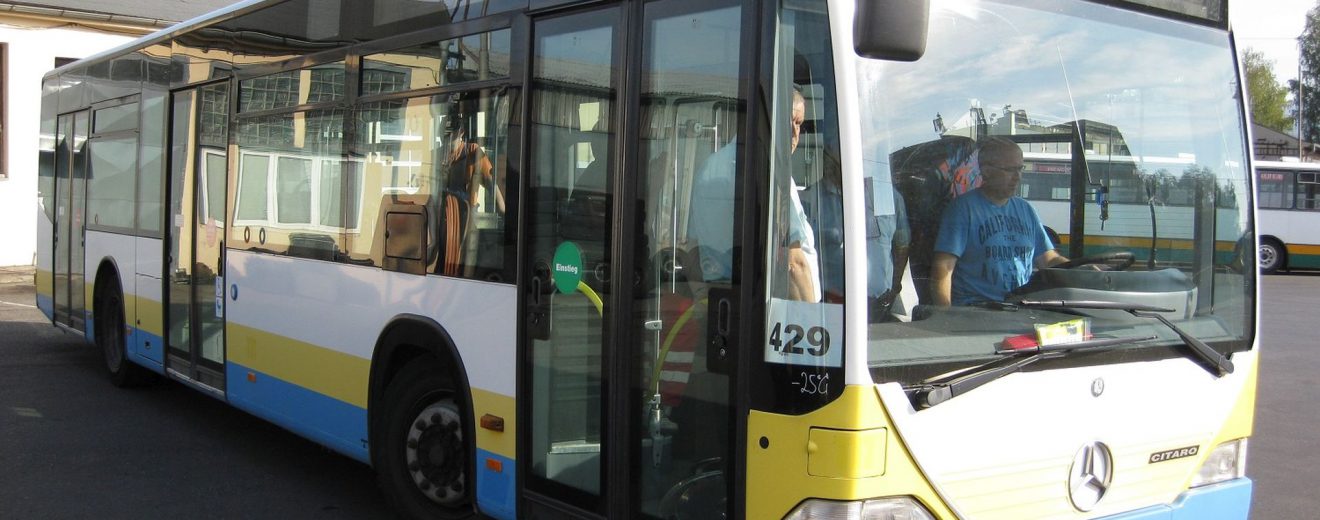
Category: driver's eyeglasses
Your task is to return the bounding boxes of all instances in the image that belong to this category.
[984,165,1025,175]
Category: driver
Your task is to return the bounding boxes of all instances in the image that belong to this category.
[930,136,1068,306]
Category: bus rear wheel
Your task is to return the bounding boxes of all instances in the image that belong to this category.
[377,360,472,519]
[1259,240,1286,275]
[95,283,152,387]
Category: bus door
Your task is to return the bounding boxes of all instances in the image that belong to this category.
[521,1,747,517]
[165,82,230,392]
[52,110,89,331]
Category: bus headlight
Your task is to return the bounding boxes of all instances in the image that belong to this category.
[1190,438,1248,488]
[783,497,937,520]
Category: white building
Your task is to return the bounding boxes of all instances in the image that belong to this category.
[0,1,232,267]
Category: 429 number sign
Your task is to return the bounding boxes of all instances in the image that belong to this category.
[763,298,843,367]
[767,322,831,356]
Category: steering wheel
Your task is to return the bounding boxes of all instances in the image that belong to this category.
[1054,251,1135,271]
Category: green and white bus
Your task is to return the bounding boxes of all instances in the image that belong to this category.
[37,0,1259,518]
[1255,159,1320,273]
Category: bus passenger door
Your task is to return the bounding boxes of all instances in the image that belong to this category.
[522,6,621,515]
[165,82,230,391]
[53,110,89,331]
[521,2,747,518]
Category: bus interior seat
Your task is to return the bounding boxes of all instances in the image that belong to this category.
[891,135,980,307]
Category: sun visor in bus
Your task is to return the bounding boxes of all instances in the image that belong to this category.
[853,0,929,62]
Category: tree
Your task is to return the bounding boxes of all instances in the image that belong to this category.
[1295,2,1320,143]
[1243,49,1294,134]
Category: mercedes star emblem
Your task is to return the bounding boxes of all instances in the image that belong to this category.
[1068,441,1114,511]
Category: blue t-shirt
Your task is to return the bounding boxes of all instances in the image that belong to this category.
[934,189,1052,305]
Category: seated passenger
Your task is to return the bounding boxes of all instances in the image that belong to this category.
[930,136,1067,306]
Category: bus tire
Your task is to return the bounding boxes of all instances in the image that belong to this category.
[1259,239,1286,275]
[95,280,153,388]
[376,359,473,520]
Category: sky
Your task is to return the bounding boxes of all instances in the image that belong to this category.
[1231,0,1315,82]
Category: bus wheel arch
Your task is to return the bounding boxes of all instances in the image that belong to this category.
[1259,237,1287,275]
[92,260,151,387]
[369,316,476,519]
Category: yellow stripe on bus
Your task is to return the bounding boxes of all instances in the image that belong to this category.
[1285,243,1320,256]
[471,388,517,460]
[134,296,164,338]
[227,323,371,409]
[1056,235,1238,252]
[35,269,52,296]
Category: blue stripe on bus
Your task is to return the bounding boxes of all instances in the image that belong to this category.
[1097,478,1252,520]
[126,326,165,373]
[226,361,370,464]
[476,448,516,520]
[36,293,53,321]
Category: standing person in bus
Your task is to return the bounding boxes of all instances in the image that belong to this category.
[802,163,910,316]
[930,136,1067,306]
[689,88,819,301]
[439,112,503,276]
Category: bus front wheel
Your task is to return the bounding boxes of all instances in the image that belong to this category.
[1259,240,1286,275]
[377,360,472,519]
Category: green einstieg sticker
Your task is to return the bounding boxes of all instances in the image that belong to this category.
[552,241,583,294]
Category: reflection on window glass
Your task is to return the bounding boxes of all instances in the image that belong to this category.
[632,2,742,517]
[240,62,345,112]
[351,88,514,280]
[94,102,138,134]
[138,95,166,234]
[278,157,313,224]
[87,136,139,229]
[856,0,1252,385]
[236,154,270,221]
[526,12,616,500]
[233,109,345,259]
[362,29,511,96]
[205,152,227,223]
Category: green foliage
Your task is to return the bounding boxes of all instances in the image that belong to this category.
[1296,2,1320,142]
[1243,49,1294,134]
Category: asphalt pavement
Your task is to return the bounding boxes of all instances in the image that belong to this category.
[0,265,395,519]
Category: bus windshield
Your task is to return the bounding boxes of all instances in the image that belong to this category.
[857,0,1252,386]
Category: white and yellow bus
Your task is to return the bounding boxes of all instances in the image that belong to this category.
[36,0,1258,518]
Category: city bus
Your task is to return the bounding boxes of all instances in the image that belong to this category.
[1254,159,1320,273]
[35,0,1258,518]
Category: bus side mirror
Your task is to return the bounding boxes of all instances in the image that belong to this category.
[854,0,930,62]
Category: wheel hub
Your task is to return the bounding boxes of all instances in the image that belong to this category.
[1259,245,1277,268]
[404,401,465,505]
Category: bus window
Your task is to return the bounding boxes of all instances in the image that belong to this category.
[756,0,847,414]
[856,0,1251,387]
[632,1,743,517]
[349,88,514,281]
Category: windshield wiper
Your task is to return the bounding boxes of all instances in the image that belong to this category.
[910,335,1156,409]
[1014,299,1234,377]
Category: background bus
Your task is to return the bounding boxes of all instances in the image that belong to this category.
[1255,159,1320,273]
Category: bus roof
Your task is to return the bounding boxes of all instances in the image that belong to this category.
[42,0,277,81]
